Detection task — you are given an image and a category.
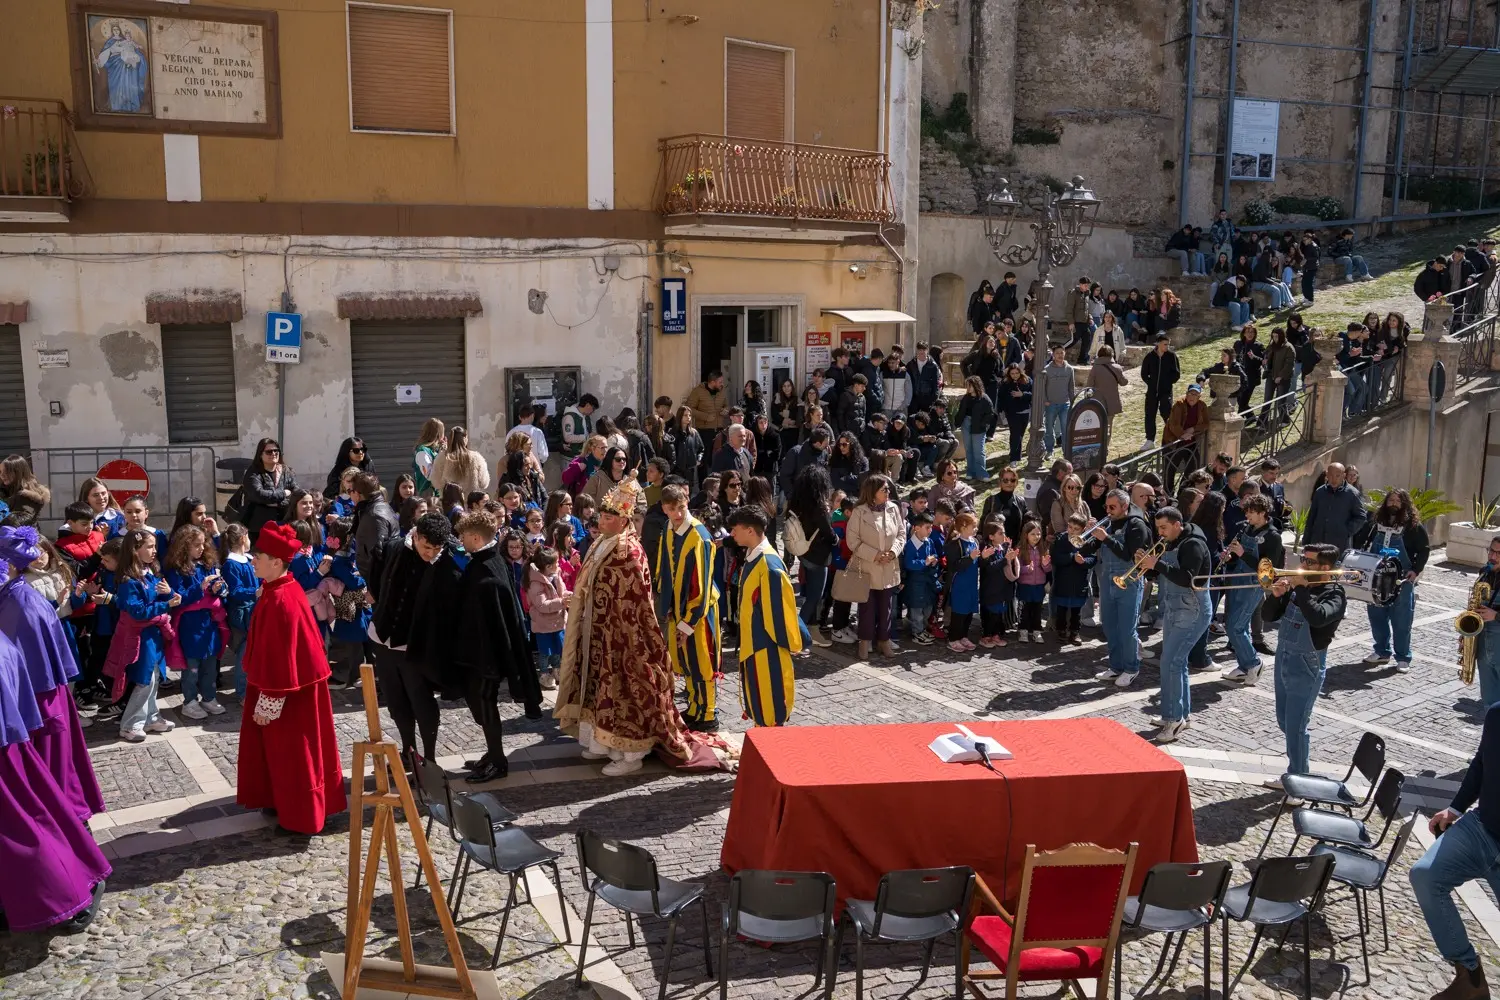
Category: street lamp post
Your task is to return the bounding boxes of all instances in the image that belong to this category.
[983,175,1102,472]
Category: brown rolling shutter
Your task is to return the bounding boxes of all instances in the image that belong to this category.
[348,4,453,134]
[726,42,788,142]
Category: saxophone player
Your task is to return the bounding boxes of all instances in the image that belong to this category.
[1469,537,1500,706]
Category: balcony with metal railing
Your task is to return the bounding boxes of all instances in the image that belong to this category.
[0,99,91,223]
[656,134,894,225]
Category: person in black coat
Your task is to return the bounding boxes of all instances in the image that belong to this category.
[778,427,832,496]
[750,414,781,482]
[322,437,376,500]
[1233,328,1267,415]
[998,364,1033,464]
[1413,257,1451,303]
[451,511,536,782]
[1198,348,1247,404]
[833,376,869,438]
[669,411,705,490]
[1139,338,1181,445]
[967,282,996,334]
[240,438,296,539]
[370,513,450,766]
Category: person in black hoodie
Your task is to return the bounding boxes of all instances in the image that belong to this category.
[451,510,535,783]
[980,468,1027,547]
[1297,231,1321,304]
[907,342,943,414]
[370,513,450,769]
[322,437,376,500]
[999,363,1033,464]
[1262,543,1347,780]
[1139,337,1181,446]
[1413,257,1451,303]
[1138,506,1212,743]
[1232,325,1267,415]
[967,281,996,334]
[993,273,1021,321]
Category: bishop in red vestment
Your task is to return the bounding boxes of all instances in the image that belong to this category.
[236,522,347,834]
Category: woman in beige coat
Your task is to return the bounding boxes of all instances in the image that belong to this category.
[1048,473,1090,538]
[844,473,907,659]
[430,425,491,497]
[1088,346,1129,418]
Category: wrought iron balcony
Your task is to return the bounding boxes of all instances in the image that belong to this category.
[0,99,91,222]
[657,133,894,224]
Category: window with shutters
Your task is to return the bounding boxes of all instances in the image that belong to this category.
[725,40,792,142]
[347,3,454,135]
[160,324,239,445]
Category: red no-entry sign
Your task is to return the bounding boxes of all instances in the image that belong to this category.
[96,459,150,505]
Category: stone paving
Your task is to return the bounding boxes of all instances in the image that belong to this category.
[2,550,1497,998]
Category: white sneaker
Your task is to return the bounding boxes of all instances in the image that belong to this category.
[601,757,645,777]
[145,718,175,734]
[1114,671,1139,688]
[1139,646,1158,662]
[179,701,208,720]
[831,627,857,644]
[580,749,610,761]
[810,630,834,648]
[1153,718,1190,744]
[540,671,558,690]
[119,727,146,743]
[1096,668,1122,681]
[202,699,226,716]
[1395,660,1412,673]
[1362,652,1390,665]
[1029,631,1043,644]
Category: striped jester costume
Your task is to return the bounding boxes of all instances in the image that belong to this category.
[736,540,807,727]
[659,516,721,727]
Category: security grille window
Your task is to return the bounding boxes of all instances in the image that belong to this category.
[0,326,28,455]
[347,3,454,135]
[160,324,239,444]
[725,41,790,141]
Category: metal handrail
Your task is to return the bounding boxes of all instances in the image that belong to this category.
[1241,382,1317,464]
[0,98,90,200]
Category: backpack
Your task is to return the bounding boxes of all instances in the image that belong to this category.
[783,511,818,558]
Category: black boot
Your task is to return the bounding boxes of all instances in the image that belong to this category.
[1434,961,1490,1000]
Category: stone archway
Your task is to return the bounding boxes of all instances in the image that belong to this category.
[929,272,967,345]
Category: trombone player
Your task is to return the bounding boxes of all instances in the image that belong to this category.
[1082,488,1153,689]
[1262,543,1347,792]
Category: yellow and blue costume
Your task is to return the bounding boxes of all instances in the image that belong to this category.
[736,540,806,727]
[660,517,720,726]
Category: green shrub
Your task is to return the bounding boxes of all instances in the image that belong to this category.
[1269,195,1345,221]
[1242,199,1274,225]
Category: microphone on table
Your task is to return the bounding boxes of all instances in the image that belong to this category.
[974,739,996,773]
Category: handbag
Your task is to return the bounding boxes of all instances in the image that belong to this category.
[831,566,871,604]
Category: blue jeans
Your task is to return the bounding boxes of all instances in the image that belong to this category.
[181,655,217,705]
[1253,281,1292,309]
[1223,301,1250,327]
[1343,368,1369,415]
[1367,579,1415,661]
[962,418,989,480]
[1410,811,1500,970]
[1158,586,1211,722]
[1224,585,1260,670]
[1273,644,1327,775]
[1043,403,1068,454]
[229,627,247,700]
[1335,254,1370,280]
[120,671,161,733]
[799,561,829,626]
[908,604,934,635]
[1099,578,1143,675]
[1477,627,1500,709]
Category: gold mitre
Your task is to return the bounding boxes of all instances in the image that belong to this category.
[600,472,644,517]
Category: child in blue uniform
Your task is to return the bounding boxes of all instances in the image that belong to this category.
[288,520,332,641]
[115,528,181,741]
[944,512,980,651]
[120,496,168,554]
[901,511,941,644]
[978,519,1013,648]
[323,520,371,689]
[163,524,226,719]
[79,477,127,538]
[220,524,259,700]
[1049,513,1096,645]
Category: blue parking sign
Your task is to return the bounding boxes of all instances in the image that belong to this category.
[661,278,686,334]
[266,311,302,364]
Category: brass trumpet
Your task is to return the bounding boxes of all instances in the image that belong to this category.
[1457,580,1491,685]
[1112,538,1169,588]
[1191,558,1361,591]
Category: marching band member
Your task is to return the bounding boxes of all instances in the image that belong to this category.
[1082,488,1153,688]
[728,507,806,726]
[1262,543,1347,785]
[1136,506,1212,743]
[658,484,721,732]
[1221,494,1283,685]
[1353,488,1429,674]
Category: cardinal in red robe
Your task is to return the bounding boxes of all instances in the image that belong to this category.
[236,522,347,834]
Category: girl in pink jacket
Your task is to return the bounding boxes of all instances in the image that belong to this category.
[525,548,570,691]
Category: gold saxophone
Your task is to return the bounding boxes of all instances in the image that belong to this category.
[1458,581,1492,684]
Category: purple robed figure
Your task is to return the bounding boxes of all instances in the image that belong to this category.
[0,528,104,822]
[0,626,110,933]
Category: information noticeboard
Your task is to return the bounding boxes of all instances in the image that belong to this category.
[1229,99,1279,182]
[1064,397,1111,474]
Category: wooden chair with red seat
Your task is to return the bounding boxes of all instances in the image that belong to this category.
[959,842,1139,1000]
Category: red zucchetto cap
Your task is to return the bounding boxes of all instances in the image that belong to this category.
[256,522,301,562]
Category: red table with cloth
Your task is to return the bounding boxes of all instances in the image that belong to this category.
[721,719,1198,904]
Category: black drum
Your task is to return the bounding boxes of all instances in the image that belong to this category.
[1338,550,1402,607]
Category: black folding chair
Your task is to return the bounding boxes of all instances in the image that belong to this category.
[832,866,975,1000]
[1310,812,1418,984]
[411,759,518,891]
[1257,732,1386,859]
[1114,860,1232,1000]
[448,798,569,969]
[718,871,837,1000]
[1288,768,1405,856]
[1220,854,1335,1000]
[574,829,712,1000]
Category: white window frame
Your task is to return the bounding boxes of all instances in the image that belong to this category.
[346,1,457,137]
[723,38,794,142]
[686,294,803,395]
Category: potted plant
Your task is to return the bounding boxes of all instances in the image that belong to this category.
[1448,493,1500,567]
[663,168,716,214]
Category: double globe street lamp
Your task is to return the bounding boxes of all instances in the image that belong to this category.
[982,175,1102,470]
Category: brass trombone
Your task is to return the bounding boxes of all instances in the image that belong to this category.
[1190,558,1361,591]
[1111,538,1169,588]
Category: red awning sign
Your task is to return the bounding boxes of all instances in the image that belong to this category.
[97,459,150,505]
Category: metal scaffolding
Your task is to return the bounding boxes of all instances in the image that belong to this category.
[1177,0,1500,230]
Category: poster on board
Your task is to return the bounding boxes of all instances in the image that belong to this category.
[805,331,832,374]
[1229,99,1279,181]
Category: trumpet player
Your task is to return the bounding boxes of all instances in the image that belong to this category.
[1262,544,1347,787]
[1221,495,1284,685]
[1135,507,1212,744]
[1082,488,1153,688]
[1352,488,1429,673]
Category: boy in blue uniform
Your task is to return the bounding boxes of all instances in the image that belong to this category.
[220,524,259,700]
[323,521,372,689]
[902,511,941,644]
[657,484,721,731]
[728,507,807,727]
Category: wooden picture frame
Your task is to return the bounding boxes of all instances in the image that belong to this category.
[66,0,282,138]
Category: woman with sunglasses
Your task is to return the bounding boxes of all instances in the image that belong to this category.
[240,438,297,541]
[322,437,375,500]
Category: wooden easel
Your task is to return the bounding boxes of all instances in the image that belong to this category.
[342,662,477,999]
